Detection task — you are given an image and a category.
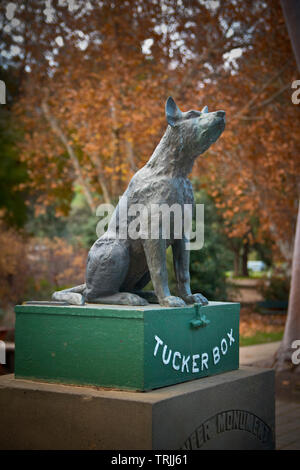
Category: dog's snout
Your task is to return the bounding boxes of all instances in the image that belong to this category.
[216,110,225,118]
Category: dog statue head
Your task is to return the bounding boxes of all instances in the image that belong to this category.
[165,96,225,158]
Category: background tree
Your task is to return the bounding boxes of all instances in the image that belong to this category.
[2,0,274,212]
[197,2,299,268]
[0,68,27,227]
[273,0,300,373]
[0,0,299,357]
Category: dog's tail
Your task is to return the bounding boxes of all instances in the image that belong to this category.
[52,283,86,305]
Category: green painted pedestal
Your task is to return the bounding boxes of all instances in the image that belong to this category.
[15,301,240,391]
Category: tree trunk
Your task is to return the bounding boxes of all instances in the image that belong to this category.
[41,101,96,214]
[274,200,300,373]
[110,100,121,197]
[269,222,294,270]
[125,139,137,173]
[233,249,240,277]
[241,242,249,277]
[280,0,300,72]
[87,152,112,204]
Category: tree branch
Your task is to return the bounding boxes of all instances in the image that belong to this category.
[232,59,292,120]
[41,100,96,213]
[253,82,291,110]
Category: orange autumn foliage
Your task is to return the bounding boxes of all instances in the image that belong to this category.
[193,2,300,263]
[0,222,29,308]
[0,221,87,308]
[2,0,299,264]
[27,237,87,292]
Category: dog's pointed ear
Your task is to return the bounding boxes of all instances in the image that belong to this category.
[201,105,208,114]
[166,96,182,126]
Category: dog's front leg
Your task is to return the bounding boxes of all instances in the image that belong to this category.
[172,238,208,306]
[143,238,186,307]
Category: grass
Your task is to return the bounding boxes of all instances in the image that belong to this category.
[225,271,269,279]
[240,330,284,347]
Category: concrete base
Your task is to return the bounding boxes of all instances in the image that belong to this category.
[0,367,275,450]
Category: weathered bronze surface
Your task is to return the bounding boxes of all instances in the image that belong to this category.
[53,97,225,307]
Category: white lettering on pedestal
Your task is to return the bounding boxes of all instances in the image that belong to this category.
[212,347,220,365]
[201,352,209,370]
[154,335,163,356]
[172,351,181,370]
[227,329,235,346]
[153,328,236,374]
[162,345,172,365]
[181,355,190,373]
[192,354,200,373]
[221,338,228,355]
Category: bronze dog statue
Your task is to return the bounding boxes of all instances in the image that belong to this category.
[53,97,225,307]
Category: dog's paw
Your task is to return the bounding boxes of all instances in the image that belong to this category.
[120,293,149,306]
[160,296,186,308]
[183,293,209,306]
[52,292,85,305]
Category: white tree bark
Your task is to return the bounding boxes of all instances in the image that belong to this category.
[274,200,300,373]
